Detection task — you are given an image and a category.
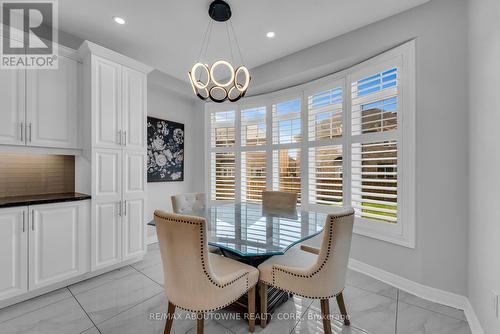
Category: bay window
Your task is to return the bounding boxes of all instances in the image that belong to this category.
[205,40,415,247]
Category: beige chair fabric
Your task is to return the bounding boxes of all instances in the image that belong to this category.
[258,208,354,330]
[154,210,259,312]
[262,191,298,211]
[171,192,206,214]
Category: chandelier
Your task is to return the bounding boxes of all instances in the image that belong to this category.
[188,0,250,103]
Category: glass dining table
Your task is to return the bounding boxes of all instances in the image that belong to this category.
[150,202,327,260]
[149,202,328,316]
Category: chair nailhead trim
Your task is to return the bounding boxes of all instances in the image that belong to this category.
[269,211,354,299]
[260,279,343,300]
[154,212,254,311]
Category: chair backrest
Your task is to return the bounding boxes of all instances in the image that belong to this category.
[171,192,206,214]
[316,208,355,295]
[262,191,298,211]
[154,210,216,309]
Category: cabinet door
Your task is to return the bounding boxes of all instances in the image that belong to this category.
[92,201,122,270]
[122,198,146,260]
[26,55,79,148]
[29,201,89,290]
[0,53,25,146]
[122,151,146,260]
[0,207,28,300]
[92,55,122,148]
[93,149,122,201]
[122,66,146,150]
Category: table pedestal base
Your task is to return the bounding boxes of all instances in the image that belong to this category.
[219,249,291,324]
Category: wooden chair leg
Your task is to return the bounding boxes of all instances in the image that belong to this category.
[320,299,332,334]
[259,282,268,328]
[336,292,350,326]
[163,302,176,334]
[248,286,256,332]
[196,313,204,334]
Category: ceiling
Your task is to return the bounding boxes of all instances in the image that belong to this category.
[59,0,430,82]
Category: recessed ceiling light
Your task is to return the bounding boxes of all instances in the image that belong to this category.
[113,16,126,25]
[266,31,275,38]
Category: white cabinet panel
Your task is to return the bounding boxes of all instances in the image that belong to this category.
[122,66,146,150]
[122,198,146,261]
[26,55,79,148]
[0,65,25,146]
[123,150,146,196]
[92,201,121,270]
[92,56,122,148]
[29,201,89,290]
[93,149,122,200]
[0,207,28,300]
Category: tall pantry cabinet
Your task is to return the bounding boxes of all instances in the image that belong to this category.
[78,41,153,271]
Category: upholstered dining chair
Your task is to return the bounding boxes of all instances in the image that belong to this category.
[171,193,219,253]
[258,208,355,333]
[171,192,206,214]
[262,191,298,211]
[154,211,259,334]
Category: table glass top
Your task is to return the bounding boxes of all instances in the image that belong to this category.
[189,202,327,257]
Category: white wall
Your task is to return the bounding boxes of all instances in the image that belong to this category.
[146,76,204,239]
[245,0,469,295]
[468,0,500,332]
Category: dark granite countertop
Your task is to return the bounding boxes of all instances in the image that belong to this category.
[0,192,91,208]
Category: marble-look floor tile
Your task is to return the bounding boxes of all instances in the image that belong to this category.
[214,295,313,334]
[80,326,100,334]
[0,297,94,334]
[131,244,162,272]
[0,288,72,323]
[294,311,370,334]
[398,290,466,321]
[74,270,163,324]
[311,285,397,334]
[346,269,398,300]
[97,293,194,334]
[138,263,165,286]
[69,266,137,296]
[184,319,235,334]
[397,301,471,334]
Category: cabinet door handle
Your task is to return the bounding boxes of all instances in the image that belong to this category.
[28,123,32,142]
[31,210,34,231]
[118,201,122,216]
[124,200,127,216]
[22,211,25,232]
[118,130,122,145]
[123,131,127,146]
[20,122,24,142]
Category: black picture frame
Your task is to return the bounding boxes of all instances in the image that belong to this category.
[147,116,184,182]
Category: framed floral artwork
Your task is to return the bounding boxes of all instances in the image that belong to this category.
[147,117,184,182]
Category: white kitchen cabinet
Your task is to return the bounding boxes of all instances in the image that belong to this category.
[122,198,146,261]
[122,66,147,151]
[0,207,28,300]
[92,55,122,149]
[0,67,25,146]
[93,149,122,200]
[26,54,79,148]
[92,200,122,270]
[29,201,89,290]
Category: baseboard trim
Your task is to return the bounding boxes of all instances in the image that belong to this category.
[348,258,484,334]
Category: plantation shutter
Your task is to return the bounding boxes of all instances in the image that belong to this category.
[350,65,400,224]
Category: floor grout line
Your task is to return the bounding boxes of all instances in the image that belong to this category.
[129,264,165,288]
[68,287,103,334]
[0,291,74,325]
[70,266,137,297]
[396,298,467,322]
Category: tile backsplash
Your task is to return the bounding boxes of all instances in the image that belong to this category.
[0,153,75,197]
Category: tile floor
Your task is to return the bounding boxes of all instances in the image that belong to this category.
[0,244,472,334]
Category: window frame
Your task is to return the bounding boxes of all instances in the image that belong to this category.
[204,40,415,248]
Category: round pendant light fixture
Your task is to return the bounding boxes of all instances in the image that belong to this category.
[188,0,250,103]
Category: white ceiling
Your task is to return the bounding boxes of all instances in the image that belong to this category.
[59,0,429,81]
